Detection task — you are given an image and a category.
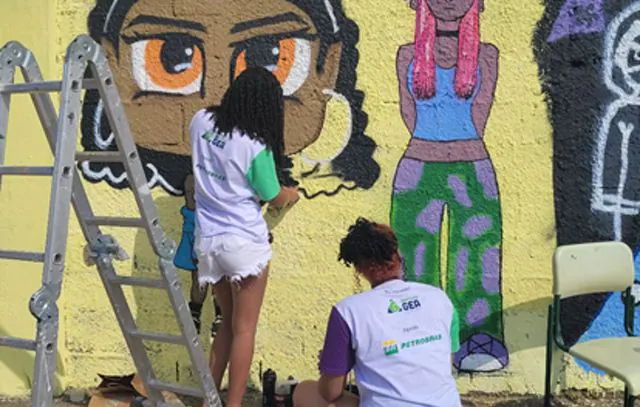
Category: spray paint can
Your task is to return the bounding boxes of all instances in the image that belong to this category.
[262,369,277,407]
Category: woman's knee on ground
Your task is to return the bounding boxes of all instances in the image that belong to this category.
[293,381,319,407]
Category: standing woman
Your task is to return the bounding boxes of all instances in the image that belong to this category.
[391,0,507,372]
[191,67,300,406]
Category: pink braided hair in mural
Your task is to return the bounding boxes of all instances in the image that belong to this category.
[412,0,480,99]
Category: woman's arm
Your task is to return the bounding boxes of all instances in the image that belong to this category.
[317,307,356,403]
[471,43,499,137]
[397,45,417,134]
[268,186,300,210]
[318,375,348,403]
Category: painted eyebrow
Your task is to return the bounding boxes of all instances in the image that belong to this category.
[126,15,207,32]
[231,12,308,34]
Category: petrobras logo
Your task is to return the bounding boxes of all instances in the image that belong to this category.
[383,335,443,356]
[387,296,421,314]
[383,340,399,356]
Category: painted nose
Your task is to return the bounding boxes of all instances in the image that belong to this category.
[203,53,233,105]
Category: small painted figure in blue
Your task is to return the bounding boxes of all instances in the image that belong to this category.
[174,173,222,338]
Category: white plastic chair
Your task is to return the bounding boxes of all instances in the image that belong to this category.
[544,241,639,407]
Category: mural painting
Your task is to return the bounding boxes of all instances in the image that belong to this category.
[77,0,380,368]
[534,0,640,374]
[80,0,379,198]
[390,0,507,372]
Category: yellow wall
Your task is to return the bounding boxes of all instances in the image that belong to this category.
[0,0,620,398]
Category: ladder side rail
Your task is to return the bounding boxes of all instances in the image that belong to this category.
[29,38,93,406]
[81,35,222,407]
[0,42,19,191]
[67,37,168,405]
[160,258,222,407]
[86,54,170,258]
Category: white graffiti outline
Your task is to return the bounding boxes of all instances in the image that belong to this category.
[323,0,340,34]
[82,99,182,195]
[81,160,182,195]
[592,1,640,241]
[103,0,119,34]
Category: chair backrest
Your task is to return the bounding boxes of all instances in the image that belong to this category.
[553,241,634,298]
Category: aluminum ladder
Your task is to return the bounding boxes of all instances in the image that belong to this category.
[0,35,222,407]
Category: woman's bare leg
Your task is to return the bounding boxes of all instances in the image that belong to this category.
[293,381,359,407]
[210,281,233,390]
[226,266,270,407]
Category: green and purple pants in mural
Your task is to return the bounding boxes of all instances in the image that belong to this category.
[391,157,508,372]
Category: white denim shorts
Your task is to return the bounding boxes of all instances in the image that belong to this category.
[195,233,272,286]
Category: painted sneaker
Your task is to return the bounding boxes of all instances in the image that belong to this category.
[190,309,202,335]
[211,315,223,340]
[454,333,508,372]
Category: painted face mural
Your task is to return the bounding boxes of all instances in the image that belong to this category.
[535,0,640,375]
[81,0,379,199]
[391,0,507,372]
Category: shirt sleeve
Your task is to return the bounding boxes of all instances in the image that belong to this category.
[246,148,281,202]
[319,307,355,376]
[450,306,460,353]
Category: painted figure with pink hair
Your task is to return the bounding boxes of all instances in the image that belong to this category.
[391,0,507,372]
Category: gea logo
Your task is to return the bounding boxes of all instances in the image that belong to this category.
[388,297,421,314]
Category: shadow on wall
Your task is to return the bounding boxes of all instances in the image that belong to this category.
[533,0,640,375]
[0,325,64,394]
[129,195,258,390]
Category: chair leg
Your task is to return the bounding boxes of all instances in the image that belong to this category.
[624,387,634,407]
[544,306,554,407]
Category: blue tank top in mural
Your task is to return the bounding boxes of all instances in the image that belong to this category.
[407,61,481,141]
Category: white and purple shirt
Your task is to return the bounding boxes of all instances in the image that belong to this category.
[319,279,461,407]
[190,109,281,244]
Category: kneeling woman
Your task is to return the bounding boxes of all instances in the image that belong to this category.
[294,218,461,407]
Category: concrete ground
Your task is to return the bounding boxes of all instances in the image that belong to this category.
[0,389,629,407]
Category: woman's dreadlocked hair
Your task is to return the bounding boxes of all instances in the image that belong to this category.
[206,67,296,187]
[339,218,402,282]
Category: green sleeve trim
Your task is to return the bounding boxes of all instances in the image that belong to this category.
[246,148,281,201]
[450,306,460,353]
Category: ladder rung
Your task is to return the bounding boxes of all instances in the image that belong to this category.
[0,79,99,94]
[147,380,204,398]
[128,330,185,345]
[85,217,145,228]
[0,250,45,263]
[109,276,166,289]
[76,152,123,163]
[0,166,53,176]
[0,336,37,351]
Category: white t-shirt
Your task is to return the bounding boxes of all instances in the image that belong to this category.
[189,109,281,244]
[319,279,461,407]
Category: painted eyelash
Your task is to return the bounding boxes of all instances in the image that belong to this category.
[228,29,319,49]
[120,31,204,46]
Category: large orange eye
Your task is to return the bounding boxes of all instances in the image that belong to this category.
[131,35,204,95]
[233,37,311,96]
